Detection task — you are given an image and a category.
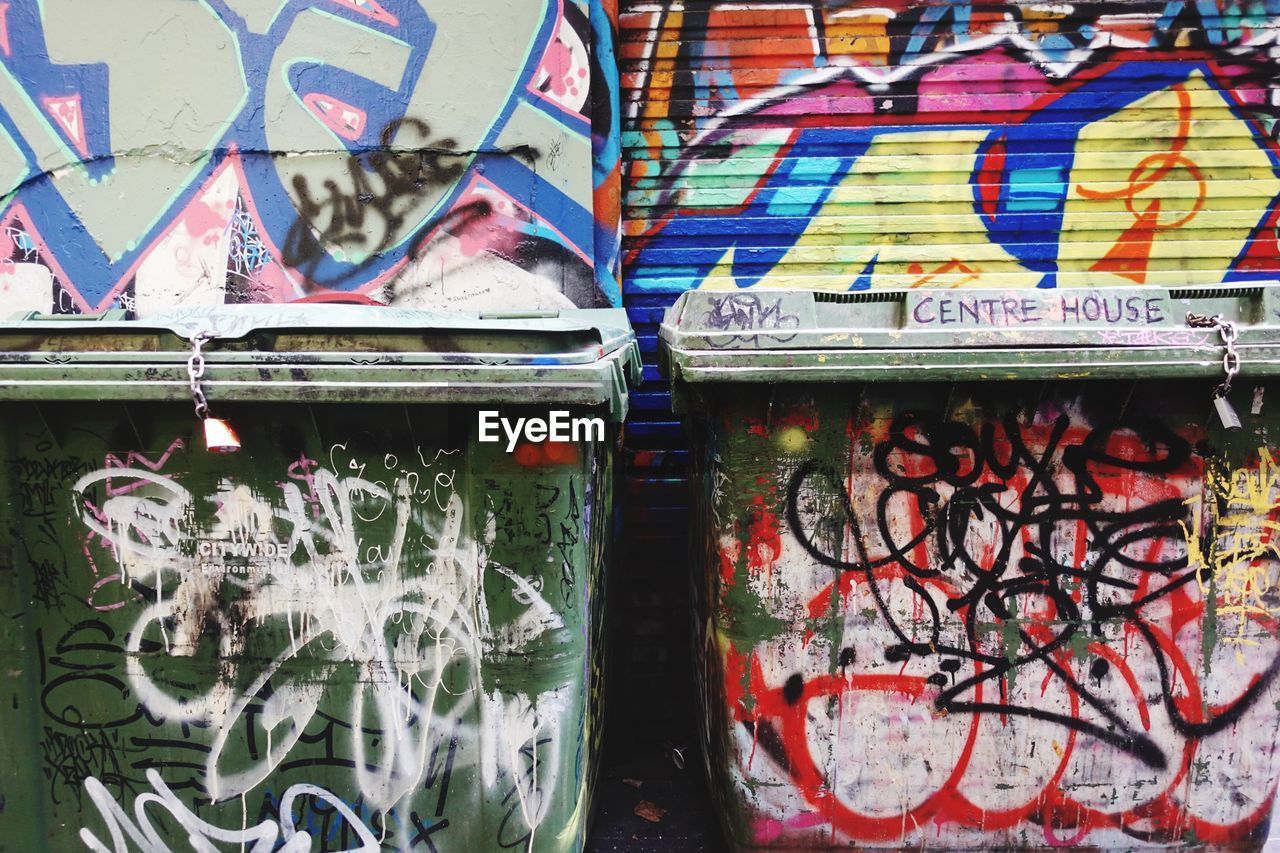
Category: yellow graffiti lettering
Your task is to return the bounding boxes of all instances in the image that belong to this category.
[1185,448,1280,658]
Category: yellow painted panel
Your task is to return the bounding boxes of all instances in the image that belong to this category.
[1059,71,1280,286]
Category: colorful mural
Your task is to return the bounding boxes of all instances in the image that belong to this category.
[614,12,1280,782]
[0,0,622,315]
[624,8,1280,847]
[622,1,1280,293]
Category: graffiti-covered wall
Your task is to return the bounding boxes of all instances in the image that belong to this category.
[0,400,612,851]
[693,381,1280,848]
[617,0,1280,455]
[622,1,1280,294]
[0,0,622,315]
[613,3,1280,846]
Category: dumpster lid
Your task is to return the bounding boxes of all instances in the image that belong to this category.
[5,303,635,359]
[659,284,1280,385]
[0,304,641,418]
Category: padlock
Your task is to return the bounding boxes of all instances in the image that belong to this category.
[203,417,241,453]
[1214,393,1242,432]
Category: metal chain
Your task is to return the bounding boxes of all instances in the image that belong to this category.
[1186,311,1240,397]
[186,331,215,419]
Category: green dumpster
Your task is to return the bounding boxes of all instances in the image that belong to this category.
[0,304,639,852]
[661,287,1280,851]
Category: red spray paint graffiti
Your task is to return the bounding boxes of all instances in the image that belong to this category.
[704,395,1280,848]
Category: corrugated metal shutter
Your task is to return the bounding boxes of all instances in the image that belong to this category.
[615,0,1280,741]
[622,2,1280,297]
[619,3,1280,441]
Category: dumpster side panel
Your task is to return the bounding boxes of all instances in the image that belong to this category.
[0,423,52,849]
[0,2,621,312]
[0,401,612,852]
[693,381,1280,850]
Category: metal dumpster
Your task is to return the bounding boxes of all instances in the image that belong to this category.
[0,304,639,852]
[661,286,1280,851]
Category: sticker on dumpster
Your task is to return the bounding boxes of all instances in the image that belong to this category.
[907,290,1173,330]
